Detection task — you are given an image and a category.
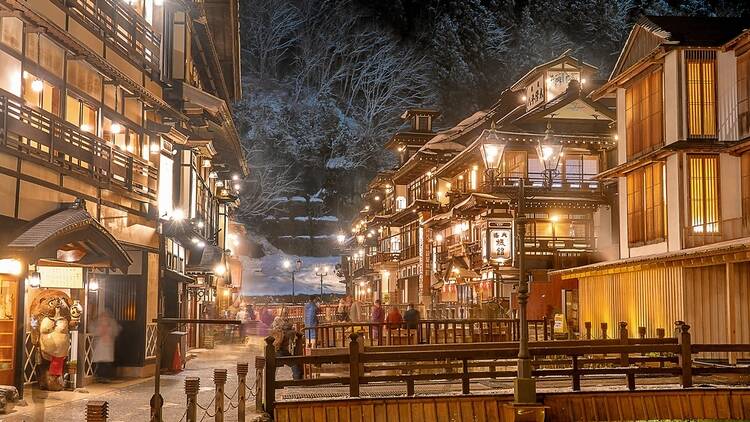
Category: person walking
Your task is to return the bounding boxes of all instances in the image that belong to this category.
[370,300,385,344]
[404,303,421,343]
[304,296,320,347]
[349,298,363,323]
[91,309,121,382]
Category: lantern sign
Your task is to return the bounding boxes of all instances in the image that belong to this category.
[37,266,84,289]
[490,229,512,261]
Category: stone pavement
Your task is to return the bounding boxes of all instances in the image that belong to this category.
[0,343,263,422]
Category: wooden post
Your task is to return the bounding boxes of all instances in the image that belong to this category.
[571,355,580,391]
[584,321,592,340]
[619,322,629,366]
[461,359,469,394]
[656,328,665,339]
[678,324,692,388]
[638,326,647,340]
[600,322,608,339]
[674,320,685,338]
[543,316,549,341]
[263,336,276,415]
[86,401,108,422]
[626,371,636,391]
[214,368,227,422]
[254,356,264,414]
[184,377,200,422]
[349,333,360,397]
[406,378,415,396]
[237,363,249,422]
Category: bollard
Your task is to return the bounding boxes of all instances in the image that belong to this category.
[214,368,228,422]
[618,322,629,366]
[584,321,592,340]
[600,322,608,339]
[678,324,693,388]
[185,377,200,422]
[638,326,647,339]
[237,363,249,422]
[349,333,360,397]
[254,356,265,412]
[86,401,108,422]
[263,336,277,415]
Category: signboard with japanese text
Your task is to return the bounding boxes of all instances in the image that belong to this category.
[38,266,84,289]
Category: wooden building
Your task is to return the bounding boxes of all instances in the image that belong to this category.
[555,17,750,352]
[348,52,618,325]
[0,0,246,392]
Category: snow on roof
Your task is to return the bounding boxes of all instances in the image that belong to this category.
[294,216,310,221]
[326,156,353,170]
[272,197,288,202]
[423,111,488,150]
[263,215,277,220]
[309,197,324,203]
[290,196,307,202]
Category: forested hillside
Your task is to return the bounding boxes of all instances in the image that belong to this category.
[233,0,747,229]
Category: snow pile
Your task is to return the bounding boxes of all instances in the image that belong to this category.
[313,216,339,222]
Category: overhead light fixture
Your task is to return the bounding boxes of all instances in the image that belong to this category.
[31,79,44,93]
[172,209,185,221]
[197,240,206,248]
[196,221,205,229]
[110,123,122,134]
[213,264,226,275]
[232,174,240,181]
[89,279,100,292]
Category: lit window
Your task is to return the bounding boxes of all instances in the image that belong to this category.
[689,155,720,233]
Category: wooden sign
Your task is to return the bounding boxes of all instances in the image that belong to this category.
[38,266,84,289]
[525,75,545,111]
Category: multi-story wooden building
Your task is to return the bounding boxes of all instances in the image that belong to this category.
[0,0,245,391]
[349,52,617,324]
[556,17,750,351]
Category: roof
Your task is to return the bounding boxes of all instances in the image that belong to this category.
[510,49,598,92]
[551,236,750,278]
[187,244,225,272]
[639,15,749,47]
[5,200,132,271]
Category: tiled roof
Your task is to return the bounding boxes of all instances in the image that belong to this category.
[641,15,749,46]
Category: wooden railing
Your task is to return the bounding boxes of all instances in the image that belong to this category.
[307,318,550,348]
[399,244,419,260]
[261,322,750,415]
[65,0,161,75]
[484,173,602,196]
[0,94,158,202]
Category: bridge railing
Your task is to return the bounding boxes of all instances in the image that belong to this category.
[261,322,750,415]
[307,318,550,348]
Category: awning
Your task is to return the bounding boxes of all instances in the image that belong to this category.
[165,269,195,284]
[187,244,224,273]
[4,200,132,271]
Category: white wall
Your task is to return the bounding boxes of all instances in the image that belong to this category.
[720,153,742,221]
[664,51,681,145]
[666,154,682,251]
[717,50,739,142]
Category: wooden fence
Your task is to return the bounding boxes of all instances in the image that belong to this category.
[307,318,551,348]
[261,322,750,415]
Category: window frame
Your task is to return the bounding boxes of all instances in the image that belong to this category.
[626,162,666,246]
[687,154,721,233]
[625,68,664,159]
[685,50,717,139]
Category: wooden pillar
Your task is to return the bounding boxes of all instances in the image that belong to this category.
[726,262,738,365]
[184,377,199,422]
[584,321,592,340]
[678,324,692,388]
[254,356,265,413]
[214,368,227,422]
[86,401,108,422]
[600,322,608,339]
[349,333,360,397]
[237,363,249,422]
[263,337,276,415]
[619,321,629,366]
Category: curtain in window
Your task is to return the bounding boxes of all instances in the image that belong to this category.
[689,155,720,233]
[686,50,717,138]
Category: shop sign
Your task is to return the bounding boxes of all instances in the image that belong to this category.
[38,266,84,289]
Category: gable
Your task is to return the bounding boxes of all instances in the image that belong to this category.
[543,99,613,121]
[611,25,666,80]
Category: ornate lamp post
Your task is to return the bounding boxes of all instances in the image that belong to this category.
[283,257,302,302]
[315,266,329,299]
[478,120,563,406]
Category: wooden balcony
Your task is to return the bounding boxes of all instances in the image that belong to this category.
[66,0,161,75]
[399,244,420,261]
[483,173,605,202]
[0,93,157,203]
[370,252,400,265]
[683,218,750,249]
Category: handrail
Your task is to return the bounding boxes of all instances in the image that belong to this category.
[260,323,750,415]
[0,93,157,201]
[65,0,161,74]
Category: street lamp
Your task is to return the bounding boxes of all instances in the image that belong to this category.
[283,257,303,302]
[478,120,564,406]
[315,266,329,298]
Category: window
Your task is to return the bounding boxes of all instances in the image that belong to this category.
[22,72,61,116]
[625,69,663,159]
[502,151,527,179]
[738,52,750,139]
[563,154,599,182]
[67,60,102,101]
[66,95,97,133]
[0,49,21,96]
[688,155,720,233]
[627,162,665,244]
[686,50,717,138]
[26,33,64,78]
[0,17,23,52]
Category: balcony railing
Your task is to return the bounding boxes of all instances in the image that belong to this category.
[66,0,161,75]
[484,173,602,197]
[370,252,400,265]
[400,244,420,261]
[0,94,157,202]
[684,218,750,249]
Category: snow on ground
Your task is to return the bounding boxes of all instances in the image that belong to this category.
[240,253,345,296]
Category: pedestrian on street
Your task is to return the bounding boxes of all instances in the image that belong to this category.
[271,315,303,380]
[260,306,274,327]
[404,303,421,343]
[91,309,121,383]
[349,298,363,323]
[336,297,349,321]
[304,296,320,347]
[386,305,403,329]
[371,300,384,344]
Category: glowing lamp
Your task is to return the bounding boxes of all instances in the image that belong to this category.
[26,271,41,288]
[31,79,44,93]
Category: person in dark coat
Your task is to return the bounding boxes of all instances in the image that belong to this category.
[404,303,420,329]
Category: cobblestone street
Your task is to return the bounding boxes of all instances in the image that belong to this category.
[1,344,262,422]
